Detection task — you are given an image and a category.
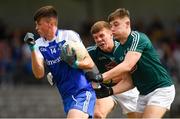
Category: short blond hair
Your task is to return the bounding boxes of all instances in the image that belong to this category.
[91,21,111,34]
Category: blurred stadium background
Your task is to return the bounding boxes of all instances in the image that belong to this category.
[0,0,180,118]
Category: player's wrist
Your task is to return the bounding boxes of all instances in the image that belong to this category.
[94,83,113,99]
[24,32,36,51]
[29,44,37,51]
[96,74,103,82]
[72,60,79,68]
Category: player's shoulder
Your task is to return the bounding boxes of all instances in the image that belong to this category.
[131,31,149,40]
[35,37,48,47]
[130,30,152,45]
[58,29,81,43]
[59,29,80,37]
[87,45,97,52]
[87,45,98,57]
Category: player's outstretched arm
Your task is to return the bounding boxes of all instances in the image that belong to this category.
[94,73,134,98]
[112,73,134,95]
[103,51,141,82]
[24,32,45,79]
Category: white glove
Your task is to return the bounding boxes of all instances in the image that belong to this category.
[47,72,54,86]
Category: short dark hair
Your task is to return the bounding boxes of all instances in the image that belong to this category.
[108,8,130,22]
[34,5,58,22]
[91,21,111,34]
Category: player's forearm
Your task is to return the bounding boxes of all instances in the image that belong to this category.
[102,62,131,82]
[77,54,94,70]
[112,77,134,94]
[31,52,45,79]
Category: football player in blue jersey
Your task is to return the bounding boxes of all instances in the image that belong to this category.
[24,5,96,118]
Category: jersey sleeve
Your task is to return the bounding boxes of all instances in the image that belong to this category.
[66,30,85,48]
[87,46,97,60]
[66,30,82,42]
[129,31,150,53]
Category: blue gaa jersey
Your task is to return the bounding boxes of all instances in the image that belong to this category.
[35,30,93,100]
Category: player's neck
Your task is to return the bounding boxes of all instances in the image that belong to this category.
[119,39,127,45]
[119,29,131,45]
[105,46,114,53]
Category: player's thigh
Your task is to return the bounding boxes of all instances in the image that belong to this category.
[137,85,175,118]
[143,105,167,118]
[67,108,89,119]
[113,88,139,115]
[64,90,96,118]
[94,96,115,116]
[127,112,142,118]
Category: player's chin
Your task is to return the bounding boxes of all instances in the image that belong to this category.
[112,33,119,39]
[37,31,44,37]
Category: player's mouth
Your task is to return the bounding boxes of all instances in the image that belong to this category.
[98,43,106,48]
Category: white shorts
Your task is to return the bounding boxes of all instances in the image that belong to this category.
[112,87,139,114]
[136,85,175,113]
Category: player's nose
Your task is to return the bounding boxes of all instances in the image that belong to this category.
[96,37,103,42]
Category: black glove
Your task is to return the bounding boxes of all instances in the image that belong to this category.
[85,71,103,82]
[60,44,78,68]
[24,32,36,51]
[94,83,114,99]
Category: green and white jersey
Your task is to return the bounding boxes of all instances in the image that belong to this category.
[87,41,120,85]
[115,31,173,95]
[87,41,120,73]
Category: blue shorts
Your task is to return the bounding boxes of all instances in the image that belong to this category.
[63,89,96,118]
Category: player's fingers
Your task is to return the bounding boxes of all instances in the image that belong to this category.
[71,48,76,56]
[66,44,71,55]
[61,47,67,58]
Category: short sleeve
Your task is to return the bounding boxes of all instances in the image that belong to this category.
[129,31,150,53]
[66,30,82,43]
[35,38,45,59]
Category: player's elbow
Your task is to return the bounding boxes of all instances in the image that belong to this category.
[33,72,44,80]
[124,62,134,72]
[35,75,44,80]
[83,61,94,69]
[87,62,95,69]
[78,58,94,69]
